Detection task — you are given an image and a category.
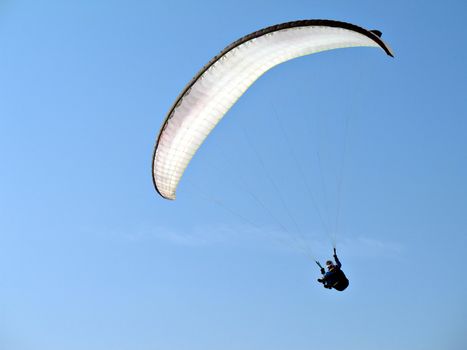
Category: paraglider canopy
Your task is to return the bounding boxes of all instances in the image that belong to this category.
[152,19,393,200]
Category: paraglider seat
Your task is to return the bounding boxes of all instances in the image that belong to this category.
[329,270,349,291]
[332,276,349,291]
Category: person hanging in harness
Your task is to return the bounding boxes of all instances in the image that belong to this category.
[316,248,349,291]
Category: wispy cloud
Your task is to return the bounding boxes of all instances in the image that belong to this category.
[334,235,406,261]
[113,222,406,262]
[121,222,308,254]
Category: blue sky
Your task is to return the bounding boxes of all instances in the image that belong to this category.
[1,0,466,349]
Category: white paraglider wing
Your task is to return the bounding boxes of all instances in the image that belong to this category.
[152,20,393,199]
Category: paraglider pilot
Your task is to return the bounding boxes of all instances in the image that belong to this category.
[317,248,349,291]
